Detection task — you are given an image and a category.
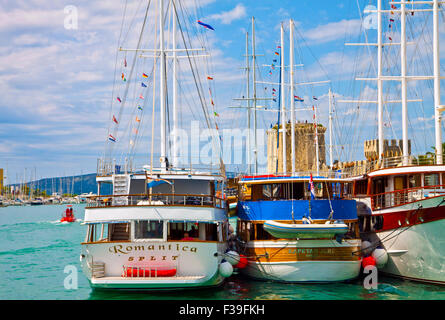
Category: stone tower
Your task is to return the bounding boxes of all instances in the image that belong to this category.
[267,122,327,174]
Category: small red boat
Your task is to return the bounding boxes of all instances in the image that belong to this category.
[61,205,76,223]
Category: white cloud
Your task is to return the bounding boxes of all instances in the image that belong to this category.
[208,4,246,25]
[304,19,362,44]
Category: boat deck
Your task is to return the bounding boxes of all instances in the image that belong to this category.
[90,275,210,288]
[95,275,205,281]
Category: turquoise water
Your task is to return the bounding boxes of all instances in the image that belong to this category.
[1,204,444,300]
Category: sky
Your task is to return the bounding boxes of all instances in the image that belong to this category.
[1,0,444,184]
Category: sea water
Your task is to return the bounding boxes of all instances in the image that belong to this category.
[1,204,444,300]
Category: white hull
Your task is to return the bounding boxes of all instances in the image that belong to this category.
[240,239,362,283]
[373,219,445,284]
[242,260,362,283]
[81,241,227,290]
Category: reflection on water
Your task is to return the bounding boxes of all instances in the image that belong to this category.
[1,204,445,300]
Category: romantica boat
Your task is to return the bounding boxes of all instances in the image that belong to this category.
[80,0,233,290]
[235,174,362,283]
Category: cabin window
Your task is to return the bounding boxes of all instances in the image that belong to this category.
[109,223,130,241]
[168,222,202,240]
[424,173,439,187]
[355,180,368,195]
[134,220,164,240]
[408,174,421,188]
[255,223,274,240]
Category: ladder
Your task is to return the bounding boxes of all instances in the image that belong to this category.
[112,174,130,205]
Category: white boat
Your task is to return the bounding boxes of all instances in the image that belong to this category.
[263,220,349,239]
[80,0,232,290]
[340,0,445,284]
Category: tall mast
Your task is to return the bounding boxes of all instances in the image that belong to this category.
[252,17,258,174]
[159,0,167,169]
[401,0,409,165]
[280,23,286,173]
[329,88,334,168]
[289,19,295,175]
[377,0,384,160]
[433,0,443,164]
[245,32,251,174]
[314,105,320,176]
[172,0,178,168]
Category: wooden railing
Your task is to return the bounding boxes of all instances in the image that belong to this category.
[371,185,445,210]
[87,193,226,209]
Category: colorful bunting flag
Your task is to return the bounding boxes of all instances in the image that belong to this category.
[136,116,141,122]
[112,115,118,124]
[117,97,122,103]
[142,73,148,78]
[139,94,144,99]
[197,20,215,31]
[214,111,219,117]
[274,51,279,55]
[207,76,214,80]
[313,96,318,100]
[141,82,147,87]
[294,95,304,102]
[124,58,127,67]
[138,105,143,110]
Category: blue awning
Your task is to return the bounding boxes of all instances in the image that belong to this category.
[237,199,357,221]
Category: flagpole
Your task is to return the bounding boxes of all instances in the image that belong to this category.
[289,19,295,175]
[401,0,409,165]
[172,0,178,168]
[159,0,167,169]
[280,23,286,174]
[252,17,258,174]
[377,0,384,160]
[433,0,443,165]
[246,31,251,174]
[329,88,334,169]
[314,105,319,176]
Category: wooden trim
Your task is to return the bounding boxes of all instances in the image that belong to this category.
[86,204,221,210]
[246,246,361,262]
[81,240,131,245]
[81,240,221,245]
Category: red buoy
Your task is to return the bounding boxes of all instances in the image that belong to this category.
[362,256,376,268]
[235,255,248,269]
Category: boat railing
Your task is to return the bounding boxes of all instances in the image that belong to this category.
[86,193,226,208]
[333,155,443,179]
[370,184,445,210]
[97,157,224,177]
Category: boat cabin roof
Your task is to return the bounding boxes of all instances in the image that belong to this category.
[239,174,351,185]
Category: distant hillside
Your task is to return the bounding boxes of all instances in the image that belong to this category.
[10,171,240,196]
[11,173,111,195]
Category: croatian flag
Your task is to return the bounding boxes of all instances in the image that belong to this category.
[294,95,304,102]
[197,20,215,31]
[108,134,116,142]
[309,173,315,199]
